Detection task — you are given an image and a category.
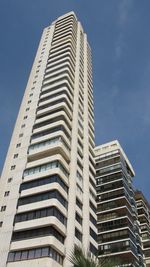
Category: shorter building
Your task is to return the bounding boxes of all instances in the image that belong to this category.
[135,190,150,267]
[95,140,144,267]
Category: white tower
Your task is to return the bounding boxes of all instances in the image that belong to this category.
[0,12,97,267]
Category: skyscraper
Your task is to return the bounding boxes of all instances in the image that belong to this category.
[95,141,144,267]
[135,190,150,267]
[0,12,97,267]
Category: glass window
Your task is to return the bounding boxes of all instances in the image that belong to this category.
[47,208,53,216]
[35,248,42,258]
[49,247,53,257]
[41,247,49,257]
[14,251,21,261]
[41,165,46,171]
[35,210,41,219]
[28,250,35,259]
[21,251,28,260]
[41,209,47,217]
[28,213,34,220]
[7,252,14,262]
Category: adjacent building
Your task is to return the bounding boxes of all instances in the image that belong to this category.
[0,12,97,267]
[95,141,144,267]
[135,190,150,267]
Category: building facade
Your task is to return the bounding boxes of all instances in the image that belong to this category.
[95,141,144,267]
[0,12,97,267]
[135,190,150,267]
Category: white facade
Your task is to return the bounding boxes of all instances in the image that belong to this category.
[0,12,97,267]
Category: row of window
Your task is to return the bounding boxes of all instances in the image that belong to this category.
[33,115,71,131]
[20,174,68,193]
[15,206,67,225]
[98,229,134,244]
[44,68,74,86]
[29,136,69,152]
[96,156,120,169]
[97,218,133,233]
[12,226,64,243]
[97,188,125,203]
[99,240,136,256]
[31,125,71,140]
[41,81,73,97]
[97,180,124,194]
[35,106,71,123]
[7,246,63,265]
[39,87,73,105]
[96,172,123,185]
[47,50,75,70]
[37,96,73,113]
[18,189,67,208]
[45,60,75,82]
[23,160,69,178]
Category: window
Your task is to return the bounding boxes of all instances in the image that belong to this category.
[23,161,68,177]
[35,248,42,258]
[21,124,25,128]
[27,100,31,104]
[8,178,13,183]
[75,228,82,241]
[7,252,14,262]
[28,250,35,259]
[89,201,96,213]
[21,251,28,260]
[28,137,69,153]
[76,184,82,195]
[12,226,64,244]
[1,206,6,212]
[90,213,97,226]
[14,251,21,261]
[20,174,68,193]
[4,191,10,197]
[0,221,3,227]
[16,143,21,148]
[75,212,82,225]
[26,108,30,111]
[24,116,28,119]
[90,227,97,241]
[11,165,16,170]
[13,154,18,159]
[31,125,71,141]
[19,133,23,137]
[41,247,49,257]
[76,198,83,210]
[18,190,67,208]
[7,246,63,264]
[15,206,67,226]
[29,93,33,97]
[90,242,97,256]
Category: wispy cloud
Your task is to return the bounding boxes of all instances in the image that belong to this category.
[118,0,134,27]
[115,0,134,60]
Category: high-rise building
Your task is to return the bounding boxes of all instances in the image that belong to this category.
[0,12,97,267]
[135,190,150,267]
[95,141,144,267]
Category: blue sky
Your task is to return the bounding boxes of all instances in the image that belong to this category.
[0,0,150,200]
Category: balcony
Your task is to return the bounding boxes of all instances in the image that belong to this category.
[28,137,70,163]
